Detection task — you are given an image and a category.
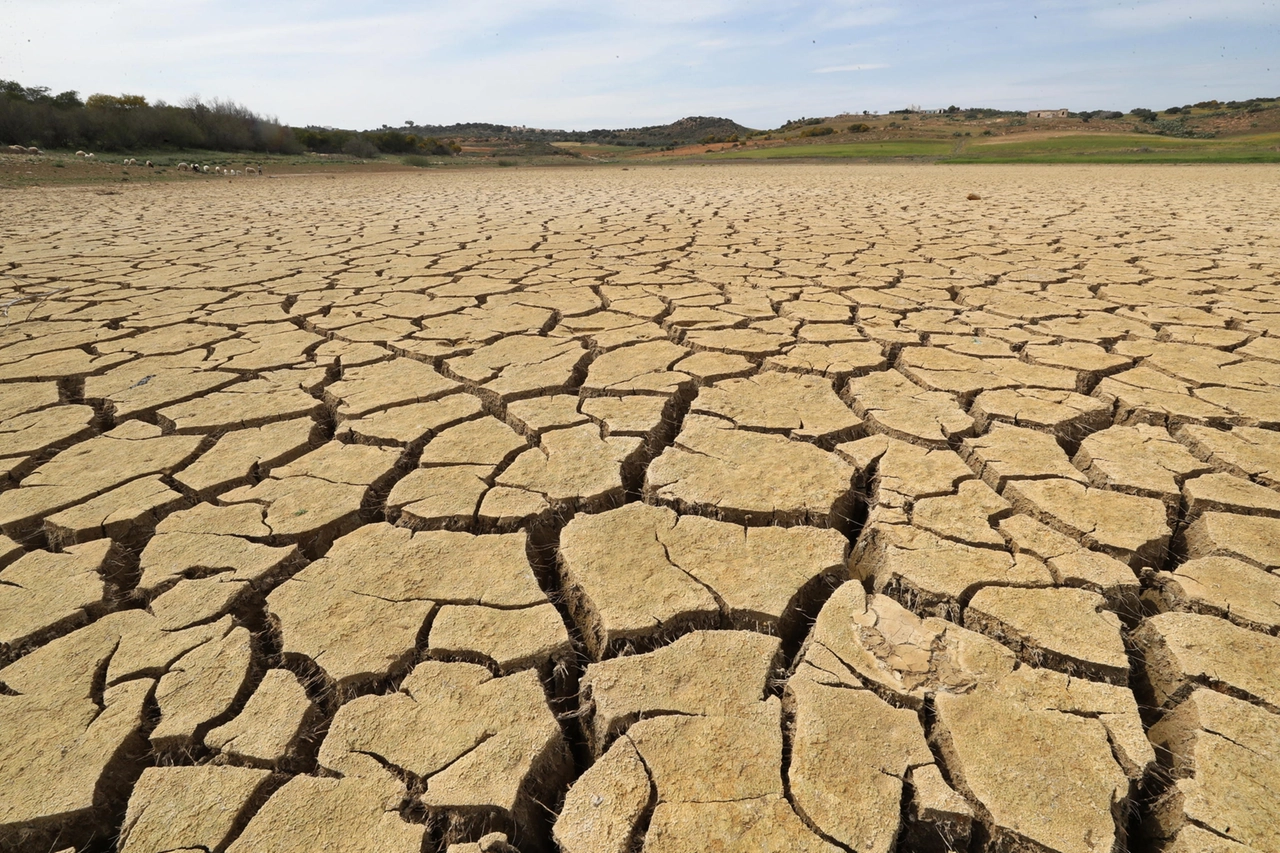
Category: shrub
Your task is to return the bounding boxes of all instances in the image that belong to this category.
[341,137,379,158]
[779,117,824,131]
[799,126,835,138]
[1152,119,1215,139]
[1165,106,1182,114]
[847,123,871,133]
[367,130,418,154]
[402,155,431,167]
[1131,108,1157,122]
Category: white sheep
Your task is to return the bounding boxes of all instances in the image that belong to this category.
[202,165,209,173]
[26,147,41,155]
[145,160,153,167]
[75,149,86,157]
[245,166,258,175]
[84,152,94,159]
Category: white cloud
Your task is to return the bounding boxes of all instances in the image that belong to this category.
[1,0,1275,128]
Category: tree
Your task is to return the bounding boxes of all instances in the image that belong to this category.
[1131,108,1157,122]
[85,93,147,110]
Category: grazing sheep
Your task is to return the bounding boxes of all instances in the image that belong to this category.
[245,166,258,175]
[7,145,26,153]
[84,152,94,159]
[26,147,41,155]
[202,165,209,173]
[145,160,153,167]
[75,150,87,157]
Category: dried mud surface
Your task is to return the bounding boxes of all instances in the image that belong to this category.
[1,164,1278,853]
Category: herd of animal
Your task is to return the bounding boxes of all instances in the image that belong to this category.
[176,162,260,175]
[4,144,262,175]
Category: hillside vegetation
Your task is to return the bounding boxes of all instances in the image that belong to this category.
[0,80,296,154]
[4,75,1278,168]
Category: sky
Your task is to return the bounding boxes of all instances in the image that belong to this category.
[2,1,1277,130]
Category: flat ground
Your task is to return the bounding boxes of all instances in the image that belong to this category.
[2,164,1279,853]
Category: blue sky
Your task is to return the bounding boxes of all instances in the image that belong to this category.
[2,1,1277,130]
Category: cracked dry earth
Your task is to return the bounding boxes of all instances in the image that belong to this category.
[1,164,1278,853]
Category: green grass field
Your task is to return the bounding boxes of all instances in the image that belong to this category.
[9,129,1279,189]
[948,132,1280,163]
[551,142,641,156]
[709,140,956,159]
[692,132,1280,164]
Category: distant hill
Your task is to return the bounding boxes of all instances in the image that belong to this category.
[621,116,754,140]
[401,116,754,147]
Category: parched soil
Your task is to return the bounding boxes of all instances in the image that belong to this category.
[1,163,1279,853]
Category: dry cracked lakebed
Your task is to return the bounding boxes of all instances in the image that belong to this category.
[1,163,1279,853]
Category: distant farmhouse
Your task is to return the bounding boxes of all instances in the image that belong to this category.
[1027,109,1069,119]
